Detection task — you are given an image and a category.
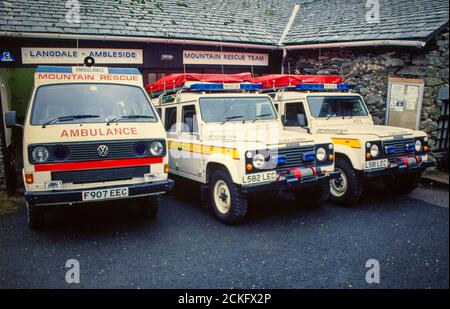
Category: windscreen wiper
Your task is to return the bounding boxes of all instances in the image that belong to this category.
[221,115,243,124]
[326,113,337,120]
[42,115,100,128]
[107,115,155,125]
[252,113,273,123]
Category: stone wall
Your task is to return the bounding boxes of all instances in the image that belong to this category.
[288,27,449,149]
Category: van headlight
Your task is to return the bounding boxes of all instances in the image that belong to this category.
[370,144,379,158]
[252,153,266,169]
[415,140,423,152]
[32,146,49,163]
[316,147,327,161]
[149,141,164,156]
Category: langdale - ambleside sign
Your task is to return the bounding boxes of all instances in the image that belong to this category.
[21,48,143,64]
[183,50,269,66]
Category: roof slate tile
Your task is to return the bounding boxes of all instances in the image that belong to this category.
[0,0,448,45]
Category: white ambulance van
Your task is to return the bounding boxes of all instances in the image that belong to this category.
[147,74,339,224]
[5,65,174,229]
[255,74,434,205]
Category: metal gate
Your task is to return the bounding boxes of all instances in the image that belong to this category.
[436,87,449,152]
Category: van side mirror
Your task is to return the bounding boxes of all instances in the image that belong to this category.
[5,111,23,129]
[297,114,306,127]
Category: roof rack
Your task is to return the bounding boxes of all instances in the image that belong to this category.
[145,73,259,96]
[253,74,355,93]
[148,82,263,98]
[253,74,343,89]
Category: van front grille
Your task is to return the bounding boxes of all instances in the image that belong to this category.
[51,166,150,184]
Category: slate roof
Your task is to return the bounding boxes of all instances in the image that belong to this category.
[0,0,448,46]
[284,0,450,44]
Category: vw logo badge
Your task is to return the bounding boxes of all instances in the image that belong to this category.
[97,145,109,157]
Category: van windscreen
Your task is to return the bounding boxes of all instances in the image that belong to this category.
[30,83,157,125]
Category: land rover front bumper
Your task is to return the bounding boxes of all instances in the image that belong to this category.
[363,156,434,178]
[25,179,175,206]
[241,168,340,193]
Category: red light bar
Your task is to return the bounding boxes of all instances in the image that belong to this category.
[252,74,343,89]
[145,73,253,93]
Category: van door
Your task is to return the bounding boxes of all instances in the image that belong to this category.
[164,106,179,172]
[177,104,202,177]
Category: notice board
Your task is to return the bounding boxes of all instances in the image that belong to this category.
[385,77,424,130]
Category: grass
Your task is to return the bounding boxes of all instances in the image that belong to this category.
[0,191,18,216]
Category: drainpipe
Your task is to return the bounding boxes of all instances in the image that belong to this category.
[279,4,300,74]
[0,31,277,50]
[284,40,427,50]
[281,48,287,74]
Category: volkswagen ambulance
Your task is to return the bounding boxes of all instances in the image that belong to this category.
[255,74,434,205]
[5,66,173,229]
[147,74,339,224]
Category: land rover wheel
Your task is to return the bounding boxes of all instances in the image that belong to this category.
[210,168,248,224]
[27,202,44,230]
[330,158,363,206]
[293,180,330,208]
[137,196,159,219]
[384,172,421,194]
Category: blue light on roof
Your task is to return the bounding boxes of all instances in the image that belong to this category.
[108,68,140,75]
[295,83,354,91]
[189,83,262,91]
[190,83,224,91]
[36,66,73,73]
[240,84,262,90]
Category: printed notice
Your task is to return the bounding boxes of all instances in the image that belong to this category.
[405,85,419,111]
[390,84,406,112]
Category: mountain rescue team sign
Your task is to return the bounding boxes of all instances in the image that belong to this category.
[60,127,139,138]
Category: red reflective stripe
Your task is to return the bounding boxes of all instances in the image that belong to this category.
[309,166,318,176]
[34,157,163,172]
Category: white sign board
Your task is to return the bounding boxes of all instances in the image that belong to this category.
[21,48,143,64]
[183,50,269,66]
[386,77,424,130]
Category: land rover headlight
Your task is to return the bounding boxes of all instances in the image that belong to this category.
[32,146,49,163]
[370,144,379,158]
[316,147,327,161]
[252,153,266,169]
[149,141,164,156]
[415,140,423,152]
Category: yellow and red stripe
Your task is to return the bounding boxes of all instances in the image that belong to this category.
[34,157,163,172]
[331,138,361,149]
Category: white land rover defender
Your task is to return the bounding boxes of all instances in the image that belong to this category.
[256,75,434,205]
[5,65,174,229]
[147,74,340,224]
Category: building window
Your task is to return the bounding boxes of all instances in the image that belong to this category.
[148,73,166,84]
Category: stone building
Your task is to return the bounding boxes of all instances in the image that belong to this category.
[287,28,449,150]
[0,0,449,190]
